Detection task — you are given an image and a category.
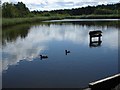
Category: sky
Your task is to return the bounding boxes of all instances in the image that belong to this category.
[1,0,120,11]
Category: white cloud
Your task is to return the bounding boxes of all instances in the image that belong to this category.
[1,0,119,11]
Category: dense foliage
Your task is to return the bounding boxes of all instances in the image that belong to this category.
[2,2,30,18]
[32,3,120,16]
[2,2,120,18]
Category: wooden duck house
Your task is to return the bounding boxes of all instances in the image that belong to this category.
[89,30,102,47]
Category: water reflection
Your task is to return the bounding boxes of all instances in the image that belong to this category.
[44,19,120,29]
[2,24,30,45]
[2,20,119,88]
[89,41,102,47]
[2,22,118,72]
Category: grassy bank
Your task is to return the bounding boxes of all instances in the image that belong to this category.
[2,15,120,27]
[2,16,64,27]
[65,15,120,19]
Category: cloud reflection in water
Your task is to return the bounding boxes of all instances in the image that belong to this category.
[2,23,118,72]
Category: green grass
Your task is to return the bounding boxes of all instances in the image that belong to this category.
[2,15,120,27]
[2,16,64,27]
[65,14,120,19]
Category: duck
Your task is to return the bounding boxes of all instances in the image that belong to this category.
[39,55,48,60]
[65,50,70,55]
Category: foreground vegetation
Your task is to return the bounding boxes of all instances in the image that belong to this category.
[2,1,120,27]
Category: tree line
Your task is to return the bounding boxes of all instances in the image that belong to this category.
[32,3,120,16]
[2,2,120,18]
[2,2,30,18]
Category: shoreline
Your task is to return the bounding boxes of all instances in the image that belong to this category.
[2,15,120,27]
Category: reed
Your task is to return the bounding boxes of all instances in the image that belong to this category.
[2,16,63,27]
[2,15,120,27]
[65,15,120,19]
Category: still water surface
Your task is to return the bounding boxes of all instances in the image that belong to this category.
[2,19,119,88]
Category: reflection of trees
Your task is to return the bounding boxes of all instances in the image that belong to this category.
[45,21,120,28]
[2,20,119,46]
[72,21,120,28]
[2,24,30,45]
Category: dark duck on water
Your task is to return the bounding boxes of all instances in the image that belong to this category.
[40,55,48,60]
[65,50,70,55]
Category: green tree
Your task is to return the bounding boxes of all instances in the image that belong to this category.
[2,2,14,17]
[14,2,30,17]
[2,2,30,18]
[94,8,113,15]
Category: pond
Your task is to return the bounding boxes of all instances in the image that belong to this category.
[2,19,119,88]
